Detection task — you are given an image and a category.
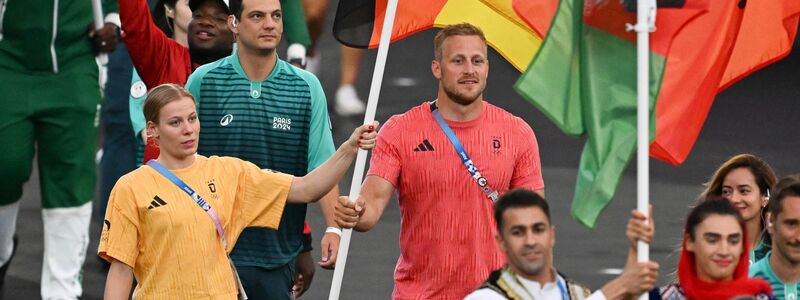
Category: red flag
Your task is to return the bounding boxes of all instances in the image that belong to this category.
[511,0,558,37]
[651,1,800,165]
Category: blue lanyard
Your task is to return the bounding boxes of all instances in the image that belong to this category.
[147,160,229,250]
[147,159,248,299]
[556,274,570,300]
[430,101,498,202]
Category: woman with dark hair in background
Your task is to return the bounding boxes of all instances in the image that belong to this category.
[629,198,774,299]
[152,0,192,42]
[701,154,778,264]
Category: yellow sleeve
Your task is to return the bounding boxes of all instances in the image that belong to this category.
[98,177,140,268]
[232,159,293,232]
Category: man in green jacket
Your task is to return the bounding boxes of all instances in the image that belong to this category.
[0,0,120,298]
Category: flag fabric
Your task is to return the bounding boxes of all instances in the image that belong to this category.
[651,1,800,165]
[514,0,747,228]
[720,1,800,90]
[511,0,559,37]
[332,0,551,71]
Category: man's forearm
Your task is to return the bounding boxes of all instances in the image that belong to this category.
[353,200,380,232]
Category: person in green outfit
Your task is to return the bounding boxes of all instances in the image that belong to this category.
[0,0,119,298]
[750,175,800,300]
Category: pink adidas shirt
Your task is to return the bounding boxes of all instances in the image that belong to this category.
[368,101,545,300]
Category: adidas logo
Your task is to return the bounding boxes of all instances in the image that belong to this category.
[413,139,435,152]
[148,196,168,209]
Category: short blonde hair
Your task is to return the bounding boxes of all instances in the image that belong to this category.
[143,83,195,123]
[433,23,487,61]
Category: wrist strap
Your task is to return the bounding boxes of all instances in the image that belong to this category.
[325,227,343,237]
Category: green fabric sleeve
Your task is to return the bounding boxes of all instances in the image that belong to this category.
[129,70,147,138]
[296,69,335,171]
[280,0,311,48]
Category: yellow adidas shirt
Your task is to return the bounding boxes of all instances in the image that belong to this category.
[99,155,292,299]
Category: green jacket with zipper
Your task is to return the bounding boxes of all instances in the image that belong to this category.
[0,0,118,74]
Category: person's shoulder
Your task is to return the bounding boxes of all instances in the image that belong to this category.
[748,254,773,277]
[384,102,432,127]
[116,165,156,188]
[276,59,319,84]
[484,101,515,116]
[205,155,267,175]
[188,55,234,82]
[484,101,530,127]
[559,272,593,298]
[374,103,430,140]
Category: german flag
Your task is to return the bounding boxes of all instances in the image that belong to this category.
[332,0,556,71]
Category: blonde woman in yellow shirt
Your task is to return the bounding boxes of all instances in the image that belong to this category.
[99,83,377,299]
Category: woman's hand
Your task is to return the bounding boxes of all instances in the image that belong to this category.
[626,205,654,250]
[345,121,379,152]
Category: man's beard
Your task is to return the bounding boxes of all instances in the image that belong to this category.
[443,84,482,106]
[441,72,484,106]
[189,43,233,66]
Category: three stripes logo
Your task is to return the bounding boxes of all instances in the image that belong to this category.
[413,139,435,152]
[147,196,168,209]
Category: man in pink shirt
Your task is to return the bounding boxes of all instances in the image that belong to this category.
[335,23,545,300]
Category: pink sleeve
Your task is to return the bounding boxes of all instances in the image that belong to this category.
[366,117,402,187]
[510,118,545,190]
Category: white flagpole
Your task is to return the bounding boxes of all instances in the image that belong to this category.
[634,0,655,299]
[91,0,108,89]
[329,0,399,299]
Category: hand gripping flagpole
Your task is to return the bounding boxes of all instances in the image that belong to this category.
[91,0,108,90]
[628,0,656,299]
[329,0,399,299]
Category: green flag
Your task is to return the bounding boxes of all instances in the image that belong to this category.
[514,0,705,227]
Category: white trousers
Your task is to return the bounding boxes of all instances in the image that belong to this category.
[0,202,19,265]
[40,201,91,300]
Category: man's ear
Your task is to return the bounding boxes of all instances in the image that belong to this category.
[495,233,506,253]
[228,15,239,34]
[766,212,776,235]
[431,59,442,80]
